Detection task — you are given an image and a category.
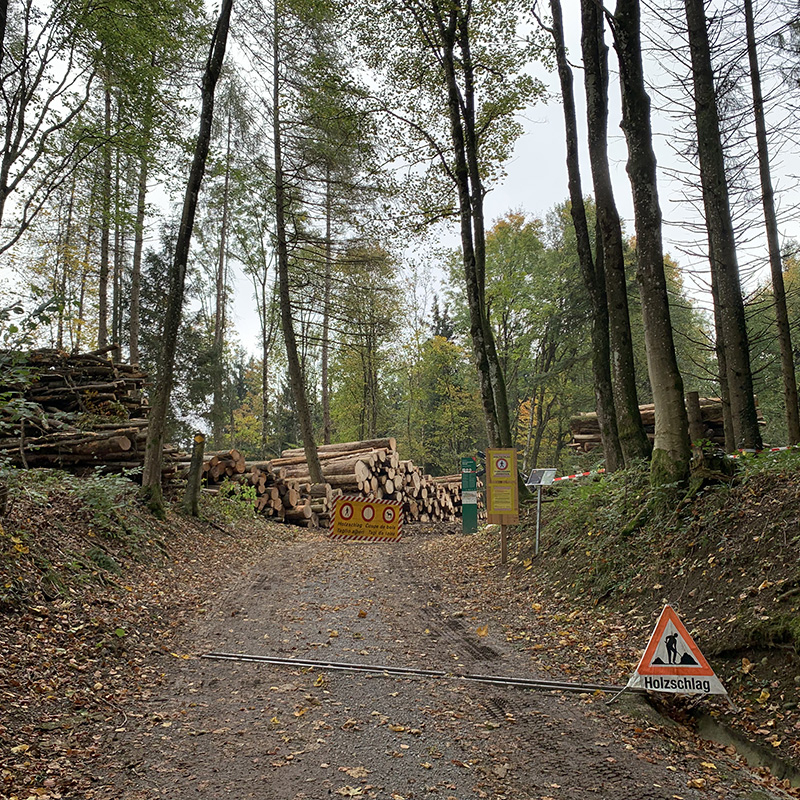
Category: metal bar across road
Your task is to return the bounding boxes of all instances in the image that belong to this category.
[201,651,635,695]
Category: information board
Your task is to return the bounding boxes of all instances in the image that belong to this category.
[486,448,518,525]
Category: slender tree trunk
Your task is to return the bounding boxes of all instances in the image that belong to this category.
[684,0,761,450]
[581,0,650,463]
[112,146,121,346]
[457,11,513,447]
[141,0,233,512]
[57,182,75,350]
[98,86,112,349]
[129,151,147,364]
[75,223,93,352]
[272,0,323,483]
[709,242,735,450]
[550,0,623,472]
[744,0,799,444]
[321,168,332,445]
[612,0,690,485]
[212,112,232,445]
[436,3,510,447]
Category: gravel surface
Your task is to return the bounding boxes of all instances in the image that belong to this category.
[97,530,790,799]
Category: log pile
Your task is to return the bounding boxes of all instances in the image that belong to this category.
[569,396,765,452]
[0,347,189,474]
[1,347,148,426]
[200,438,481,529]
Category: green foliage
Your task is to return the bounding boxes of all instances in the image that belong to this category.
[415,336,483,475]
[207,480,257,520]
[746,246,800,445]
[5,468,143,539]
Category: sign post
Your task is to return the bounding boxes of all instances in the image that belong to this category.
[461,456,478,534]
[525,468,556,556]
[486,449,519,564]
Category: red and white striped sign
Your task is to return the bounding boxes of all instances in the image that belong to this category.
[328,495,403,542]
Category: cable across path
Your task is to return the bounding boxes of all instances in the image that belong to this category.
[201,651,641,695]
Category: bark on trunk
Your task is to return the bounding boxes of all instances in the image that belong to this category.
[550,0,623,472]
[612,0,690,485]
[98,86,112,349]
[684,0,761,450]
[744,0,800,444]
[129,152,147,364]
[581,0,650,464]
[272,0,323,484]
[436,1,511,447]
[212,112,232,445]
[141,0,234,511]
[322,168,332,445]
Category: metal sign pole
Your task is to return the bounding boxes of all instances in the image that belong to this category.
[525,468,556,557]
[535,485,543,556]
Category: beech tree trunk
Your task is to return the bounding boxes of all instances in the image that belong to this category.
[744,0,800,444]
[141,0,234,512]
[550,0,623,472]
[581,0,650,464]
[612,0,690,485]
[684,0,761,451]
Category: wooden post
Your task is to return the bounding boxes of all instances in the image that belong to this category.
[685,392,704,445]
[182,432,206,517]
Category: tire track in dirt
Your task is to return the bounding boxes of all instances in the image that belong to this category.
[97,531,782,799]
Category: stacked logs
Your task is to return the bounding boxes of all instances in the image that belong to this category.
[569,396,765,452]
[0,347,191,474]
[0,347,149,426]
[197,449,340,528]
[200,438,478,528]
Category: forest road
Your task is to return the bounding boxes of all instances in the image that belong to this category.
[99,530,775,800]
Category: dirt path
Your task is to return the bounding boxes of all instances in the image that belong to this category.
[97,531,788,800]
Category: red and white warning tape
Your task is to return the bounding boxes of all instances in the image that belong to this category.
[552,468,606,482]
[730,444,800,459]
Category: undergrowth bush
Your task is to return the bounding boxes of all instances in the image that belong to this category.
[4,466,145,540]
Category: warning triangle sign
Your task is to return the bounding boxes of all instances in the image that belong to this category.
[626,605,727,695]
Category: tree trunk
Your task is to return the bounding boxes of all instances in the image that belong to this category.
[612,0,690,485]
[437,2,511,448]
[744,0,799,444]
[321,168,332,445]
[129,151,148,364]
[272,0,323,484]
[112,144,122,347]
[98,86,112,349]
[550,0,623,472]
[212,112,232,445]
[141,0,234,513]
[684,0,761,451]
[581,0,650,464]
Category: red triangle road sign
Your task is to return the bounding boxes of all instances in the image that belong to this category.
[627,605,727,695]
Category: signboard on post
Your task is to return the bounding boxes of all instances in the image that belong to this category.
[626,605,727,696]
[525,468,556,556]
[486,449,519,525]
[328,496,402,542]
[461,456,478,534]
[486,449,518,565]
